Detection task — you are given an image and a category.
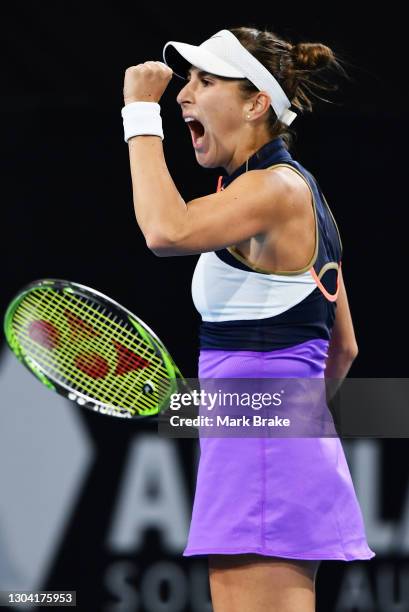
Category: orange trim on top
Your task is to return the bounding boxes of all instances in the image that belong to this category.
[309,260,342,302]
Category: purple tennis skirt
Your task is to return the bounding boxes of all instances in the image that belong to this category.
[183,340,376,561]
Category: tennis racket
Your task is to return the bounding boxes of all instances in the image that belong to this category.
[3,278,191,419]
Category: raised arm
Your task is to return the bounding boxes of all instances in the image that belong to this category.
[122,61,290,256]
[127,139,290,256]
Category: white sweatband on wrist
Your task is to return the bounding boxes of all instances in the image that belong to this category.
[121,101,164,142]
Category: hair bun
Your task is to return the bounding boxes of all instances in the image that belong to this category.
[292,42,335,70]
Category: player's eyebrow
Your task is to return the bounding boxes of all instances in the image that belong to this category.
[186,68,213,79]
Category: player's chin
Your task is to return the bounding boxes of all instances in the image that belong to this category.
[194,154,218,169]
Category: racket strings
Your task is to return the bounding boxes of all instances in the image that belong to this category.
[12,289,172,413]
[13,302,167,415]
[17,293,143,381]
[13,310,162,415]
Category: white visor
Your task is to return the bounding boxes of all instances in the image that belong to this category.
[163,29,297,127]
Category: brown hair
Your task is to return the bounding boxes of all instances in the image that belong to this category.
[222,26,349,150]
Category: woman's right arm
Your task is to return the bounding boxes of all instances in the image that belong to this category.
[325,266,359,402]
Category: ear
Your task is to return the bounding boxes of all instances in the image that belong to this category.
[247,91,271,120]
[244,91,271,121]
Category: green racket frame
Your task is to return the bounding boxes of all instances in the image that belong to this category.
[4,279,190,419]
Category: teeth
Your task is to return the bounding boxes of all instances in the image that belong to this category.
[184,117,196,122]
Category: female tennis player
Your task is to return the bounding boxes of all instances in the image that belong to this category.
[121,26,375,612]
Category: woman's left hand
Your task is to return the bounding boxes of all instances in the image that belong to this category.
[123,61,173,105]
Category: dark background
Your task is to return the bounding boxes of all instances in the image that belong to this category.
[0,3,407,611]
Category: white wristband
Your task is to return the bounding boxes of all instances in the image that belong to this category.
[121,101,164,142]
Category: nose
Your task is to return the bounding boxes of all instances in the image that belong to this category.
[176,80,193,107]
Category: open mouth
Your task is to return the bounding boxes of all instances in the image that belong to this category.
[187,120,206,147]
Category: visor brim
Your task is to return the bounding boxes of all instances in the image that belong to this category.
[163,40,245,80]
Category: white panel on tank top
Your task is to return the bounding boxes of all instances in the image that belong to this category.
[191,251,317,323]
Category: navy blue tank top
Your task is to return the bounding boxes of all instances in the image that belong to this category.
[191,136,343,352]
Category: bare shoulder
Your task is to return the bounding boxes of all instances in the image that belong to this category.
[265,165,312,199]
[252,165,313,228]
[188,166,294,218]
[224,166,294,193]
[218,166,301,215]
[228,165,316,271]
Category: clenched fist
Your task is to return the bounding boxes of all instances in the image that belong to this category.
[123,61,173,105]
